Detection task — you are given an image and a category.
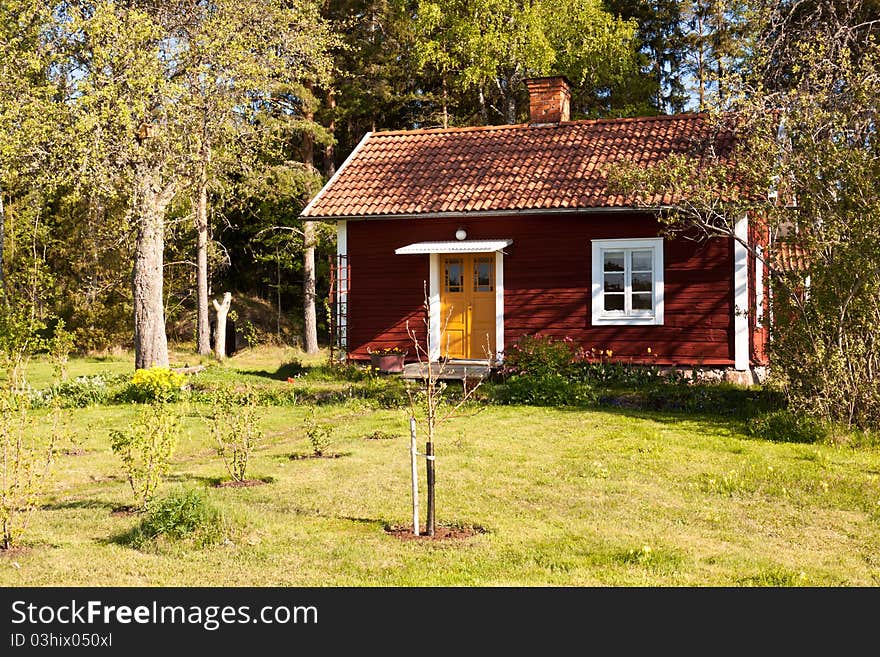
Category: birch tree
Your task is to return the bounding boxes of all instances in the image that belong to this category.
[175,0,335,356]
[610,0,880,428]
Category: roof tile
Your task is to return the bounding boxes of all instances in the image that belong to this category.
[303,113,736,218]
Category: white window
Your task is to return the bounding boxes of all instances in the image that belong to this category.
[591,238,664,325]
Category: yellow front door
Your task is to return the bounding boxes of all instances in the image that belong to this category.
[440,254,496,359]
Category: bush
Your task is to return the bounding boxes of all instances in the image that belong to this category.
[120,367,186,404]
[207,388,263,482]
[110,403,180,510]
[640,384,782,418]
[0,393,58,549]
[125,488,225,549]
[501,334,579,380]
[304,411,333,456]
[494,373,594,407]
[49,374,126,408]
[747,410,828,444]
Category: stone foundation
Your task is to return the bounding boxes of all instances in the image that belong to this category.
[658,365,768,386]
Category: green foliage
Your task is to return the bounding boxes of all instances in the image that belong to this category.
[207,387,264,482]
[496,374,595,407]
[747,410,828,444]
[109,403,180,510]
[501,334,580,379]
[412,0,641,121]
[122,367,187,404]
[0,302,47,391]
[304,410,333,456]
[0,392,58,549]
[610,16,880,430]
[46,374,126,408]
[639,384,782,418]
[48,319,75,381]
[123,488,225,550]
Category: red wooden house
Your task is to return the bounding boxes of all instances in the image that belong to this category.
[302,77,768,382]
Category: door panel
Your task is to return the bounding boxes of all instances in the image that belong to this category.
[441,256,467,359]
[469,255,496,358]
[440,254,496,359]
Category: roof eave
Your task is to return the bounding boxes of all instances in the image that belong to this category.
[300,130,374,219]
[306,206,679,222]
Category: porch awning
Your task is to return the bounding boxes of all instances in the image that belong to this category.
[394,239,513,255]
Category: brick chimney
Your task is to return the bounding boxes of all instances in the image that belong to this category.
[524,76,572,124]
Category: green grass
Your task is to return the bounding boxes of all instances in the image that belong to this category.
[1,346,879,586]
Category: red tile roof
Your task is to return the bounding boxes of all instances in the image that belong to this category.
[301,113,737,218]
[770,241,810,273]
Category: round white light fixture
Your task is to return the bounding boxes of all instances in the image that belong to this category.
[455,228,467,241]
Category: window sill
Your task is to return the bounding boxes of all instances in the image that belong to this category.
[592,316,662,326]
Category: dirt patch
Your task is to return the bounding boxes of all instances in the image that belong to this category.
[110,505,140,516]
[212,479,269,488]
[384,523,487,541]
[0,545,32,558]
[364,430,398,440]
[289,452,347,460]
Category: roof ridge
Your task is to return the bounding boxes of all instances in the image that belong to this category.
[370,112,709,138]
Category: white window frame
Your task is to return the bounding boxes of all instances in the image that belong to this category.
[591,238,664,326]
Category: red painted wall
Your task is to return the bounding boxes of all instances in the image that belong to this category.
[345,213,740,366]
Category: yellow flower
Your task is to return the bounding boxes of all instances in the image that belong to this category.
[647,347,652,354]
[606,349,613,357]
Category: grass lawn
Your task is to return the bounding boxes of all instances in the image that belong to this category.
[2,346,879,586]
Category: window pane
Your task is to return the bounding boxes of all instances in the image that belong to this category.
[604,273,624,293]
[632,272,653,292]
[604,294,624,311]
[445,259,463,292]
[632,293,653,310]
[474,257,494,292]
[632,250,653,272]
[603,251,624,272]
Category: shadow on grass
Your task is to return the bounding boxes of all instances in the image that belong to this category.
[41,499,118,511]
[238,361,308,381]
[164,474,228,486]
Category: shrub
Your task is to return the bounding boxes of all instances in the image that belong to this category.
[125,488,225,549]
[494,374,594,407]
[501,334,578,379]
[747,410,828,444]
[48,319,75,381]
[0,394,59,549]
[304,411,333,456]
[207,388,263,482]
[110,403,180,510]
[48,374,125,408]
[120,367,186,404]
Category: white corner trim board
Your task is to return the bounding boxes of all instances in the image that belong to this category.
[495,252,505,363]
[428,254,441,362]
[336,220,348,350]
[755,243,764,328]
[733,215,750,371]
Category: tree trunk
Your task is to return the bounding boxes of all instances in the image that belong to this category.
[212,291,232,360]
[302,82,319,355]
[442,74,449,129]
[195,148,211,356]
[133,171,174,370]
[0,185,7,306]
[303,219,319,354]
[322,87,336,177]
[505,89,517,125]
